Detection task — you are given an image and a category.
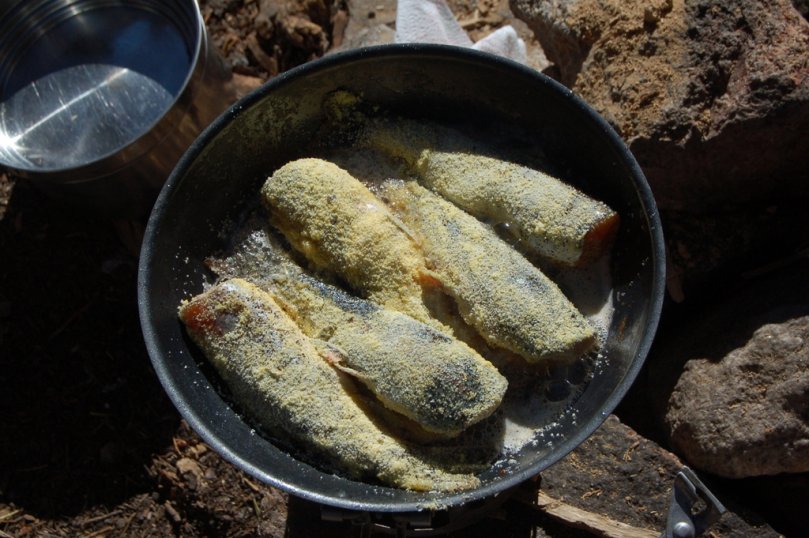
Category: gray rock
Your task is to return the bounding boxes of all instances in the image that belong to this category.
[644,260,809,478]
[665,316,809,478]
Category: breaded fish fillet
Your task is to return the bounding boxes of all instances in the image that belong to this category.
[380,181,597,363]
[261,158,438,325]
[207,227,507,436]
[364,119,619,266]
[178,278,480,491]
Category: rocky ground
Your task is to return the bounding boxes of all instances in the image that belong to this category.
[1,0,807,536]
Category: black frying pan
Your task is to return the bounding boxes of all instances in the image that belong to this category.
[138,44,665,514]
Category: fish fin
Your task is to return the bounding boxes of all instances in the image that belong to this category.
[332,363,368,381]
[312,340,370,381]
[417,268,445,290]
[386,209,420,245]
[261,286,296,316]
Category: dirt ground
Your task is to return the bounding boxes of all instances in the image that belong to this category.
[0,0,804,537]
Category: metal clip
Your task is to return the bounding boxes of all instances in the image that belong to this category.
[663,467,726,538]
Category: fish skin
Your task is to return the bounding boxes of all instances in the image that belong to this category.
[277,274,507,436]
[260,158,438,326]
[208,227,508,436]
[363,118,619,266]
[380,180,597,363]
[178,278,481,492]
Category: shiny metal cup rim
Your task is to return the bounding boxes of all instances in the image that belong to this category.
[0,0,209,182]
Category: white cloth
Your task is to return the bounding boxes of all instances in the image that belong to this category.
[394,0,527,64]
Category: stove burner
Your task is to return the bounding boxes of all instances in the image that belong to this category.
[318,482,524,536]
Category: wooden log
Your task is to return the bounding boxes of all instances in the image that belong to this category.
[533,490,658,538]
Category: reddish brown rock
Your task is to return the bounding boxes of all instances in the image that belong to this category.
[510,0,809,212]
[511,0,809,295]
[201,0,346,79]
[631,259,809,533]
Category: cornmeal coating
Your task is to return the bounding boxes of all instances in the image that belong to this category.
[261,158,436,324]
[380,181,597,363]
[178,278,480,492]
[364,120,619,266]
[208,228,507,436]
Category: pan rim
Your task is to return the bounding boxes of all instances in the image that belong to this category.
[138,43,666,513]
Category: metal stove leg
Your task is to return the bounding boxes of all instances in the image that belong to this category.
[662,467,726,538]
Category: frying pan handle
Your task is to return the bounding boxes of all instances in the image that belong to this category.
[661,467,726,538]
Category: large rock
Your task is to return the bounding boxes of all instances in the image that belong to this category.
[615,256,809,537]
[511,0,809,295]
[666,316,809,478]
[639,258,809,482]
[510,0,809,212]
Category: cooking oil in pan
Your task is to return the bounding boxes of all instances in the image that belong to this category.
[498,257,614,455]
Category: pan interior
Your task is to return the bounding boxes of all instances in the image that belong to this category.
[139,45,664,513]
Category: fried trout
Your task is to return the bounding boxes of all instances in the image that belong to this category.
[208,227,507,436]
[178,278,481,491]
[363,118,619,267]
[261,158,440,325]
[380,180,597,363]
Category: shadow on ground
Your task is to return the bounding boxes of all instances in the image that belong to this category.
[0,178,179,517]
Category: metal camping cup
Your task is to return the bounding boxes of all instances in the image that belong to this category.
[0,0,233,217]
